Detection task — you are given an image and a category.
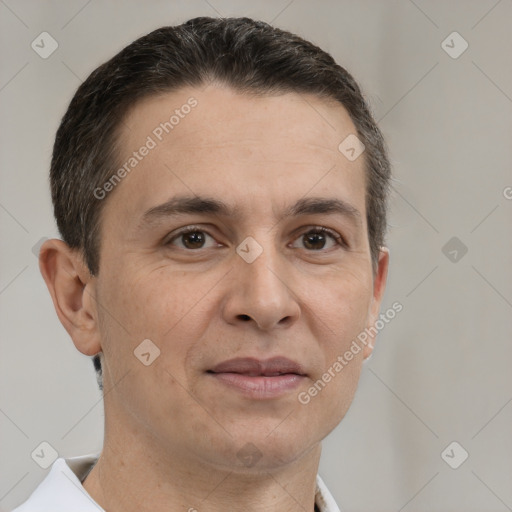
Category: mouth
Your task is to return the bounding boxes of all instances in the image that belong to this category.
[206,357,307,399]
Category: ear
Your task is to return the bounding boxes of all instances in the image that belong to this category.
[363,247,390,360]
[39,239,102,357]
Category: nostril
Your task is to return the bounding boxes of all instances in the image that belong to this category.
[239,314,251,321]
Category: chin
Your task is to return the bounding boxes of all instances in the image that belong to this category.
[206,419,325,473]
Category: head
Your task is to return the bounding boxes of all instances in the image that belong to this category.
[40,17,390,471]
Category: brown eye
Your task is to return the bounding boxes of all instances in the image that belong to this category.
[292,227,345,251]
[166,227,217,250]
[180,230,206,249]
[303,230,329,250]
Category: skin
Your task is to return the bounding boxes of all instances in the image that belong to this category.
[40,84,388,512]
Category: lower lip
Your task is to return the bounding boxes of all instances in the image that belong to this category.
[209,372,305,399]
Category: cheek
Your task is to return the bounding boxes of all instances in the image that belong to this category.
[94,266,180,382]
[302,268,372,412]
[100,267,215,383]
[310,265,373,345]
[96,268,197,429]
[103,265,185,336]
[298,343,364,442]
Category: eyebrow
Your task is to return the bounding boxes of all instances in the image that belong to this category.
[137,194,362,230]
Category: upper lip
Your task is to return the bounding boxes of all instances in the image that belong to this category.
[208,357,306,377]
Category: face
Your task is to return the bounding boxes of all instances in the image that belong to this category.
[77,84,388,470]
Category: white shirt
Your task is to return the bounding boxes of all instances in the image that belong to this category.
[11,453,341,512]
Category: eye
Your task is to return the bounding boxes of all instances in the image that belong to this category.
[291,226,346,251]
[165,225,347,252]
[165,226,218,250]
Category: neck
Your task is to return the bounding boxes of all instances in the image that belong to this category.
[83,419,322,512]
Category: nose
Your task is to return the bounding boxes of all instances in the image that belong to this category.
[221,237,301,332]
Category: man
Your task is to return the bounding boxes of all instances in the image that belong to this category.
[13,16,390,512]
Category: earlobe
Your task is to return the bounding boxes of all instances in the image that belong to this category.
[38,239,102,357]
[362,247,390,360]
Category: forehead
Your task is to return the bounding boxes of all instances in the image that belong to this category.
[102,85,367,230]
[122,84,358,148]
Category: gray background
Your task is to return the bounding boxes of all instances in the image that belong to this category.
[1,1,511,510]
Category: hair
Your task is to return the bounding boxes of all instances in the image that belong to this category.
[50,17,391,392]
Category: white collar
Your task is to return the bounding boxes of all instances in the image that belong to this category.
[12,453,340,512]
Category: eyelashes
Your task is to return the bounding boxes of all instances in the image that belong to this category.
[165,225,347,252]
[300,226,347,249]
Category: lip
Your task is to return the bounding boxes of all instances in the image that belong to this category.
[207,357,307,400]
[209,356,306,376]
